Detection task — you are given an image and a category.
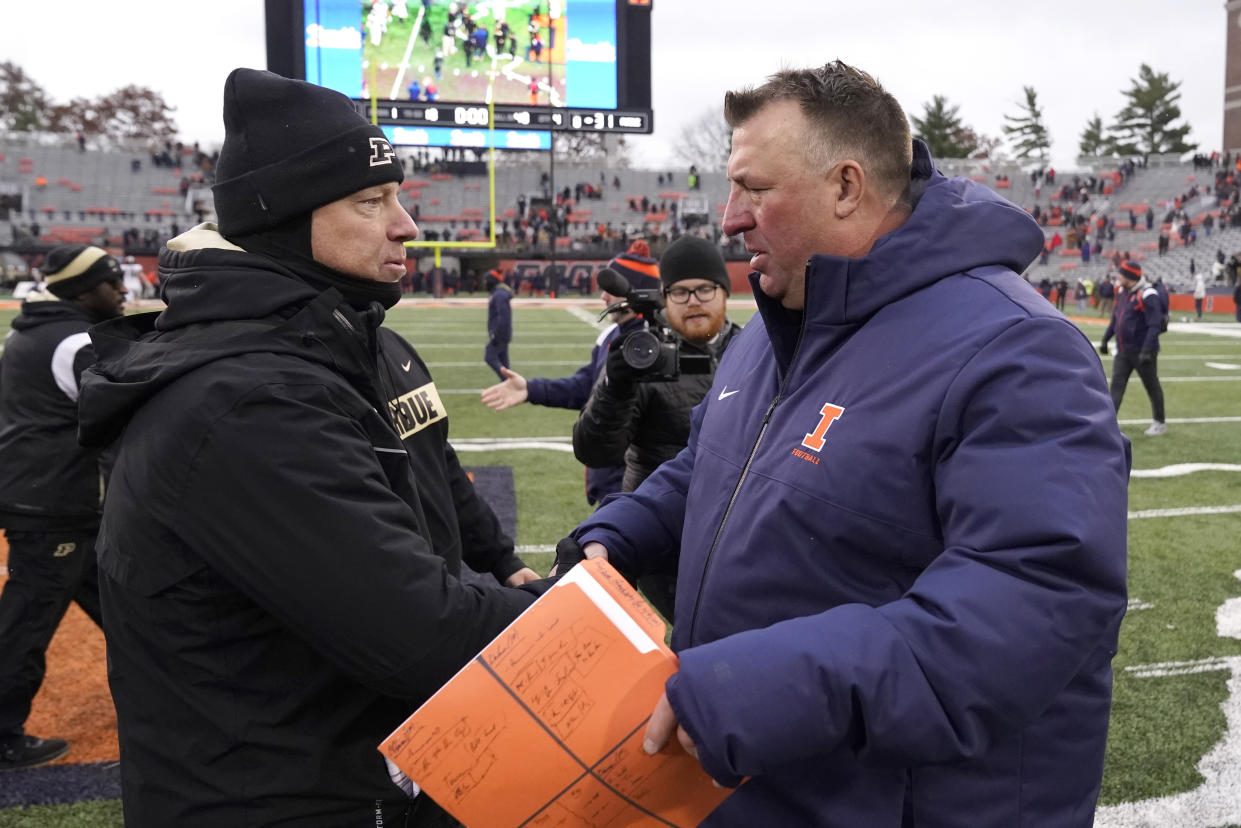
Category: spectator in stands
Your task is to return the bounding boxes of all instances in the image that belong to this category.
[571,235,742,618]
[0,245,127,769]
[76,68,551,827]
[565,60,1127,827]
[484,267,514,378]
[480,240,659,506]
[1100,260,1167,436]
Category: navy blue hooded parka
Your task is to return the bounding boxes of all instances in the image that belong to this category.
[575,143,1130,827]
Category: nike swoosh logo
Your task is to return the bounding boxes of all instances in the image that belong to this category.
[718,387,740,400]
[401,360,412,372]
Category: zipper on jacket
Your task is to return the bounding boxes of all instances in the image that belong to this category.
[686,273,812,646]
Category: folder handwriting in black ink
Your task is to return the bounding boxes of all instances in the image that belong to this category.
[380,557,733,827]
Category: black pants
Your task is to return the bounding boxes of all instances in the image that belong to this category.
[0,528,103,737]
[484,340,510,380]
[1109,351,1164,423]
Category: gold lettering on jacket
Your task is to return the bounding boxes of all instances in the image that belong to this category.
[389,382,447,439]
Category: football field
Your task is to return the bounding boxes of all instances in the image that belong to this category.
[1,297,1240,826]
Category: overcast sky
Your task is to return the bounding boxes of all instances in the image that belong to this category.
[0,0,1226,171]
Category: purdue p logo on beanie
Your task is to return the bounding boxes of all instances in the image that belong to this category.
[211,68,404,237]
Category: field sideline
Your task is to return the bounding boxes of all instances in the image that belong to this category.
[1,298,1240,827]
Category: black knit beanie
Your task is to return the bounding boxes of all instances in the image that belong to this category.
[42,244,123,299]
[212,68,403,236]
[659,235,731,294]
[212,68,408,309]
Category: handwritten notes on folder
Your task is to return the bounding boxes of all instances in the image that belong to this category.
[380,558,732,827]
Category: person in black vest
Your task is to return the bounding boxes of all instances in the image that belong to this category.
[0,244,126,768]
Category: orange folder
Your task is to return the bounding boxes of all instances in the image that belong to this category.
[380,558,733,827]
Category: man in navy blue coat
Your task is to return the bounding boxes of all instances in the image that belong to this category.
[1100,260,1167,435]
[568,62,1129,827]
[483,269,513,379]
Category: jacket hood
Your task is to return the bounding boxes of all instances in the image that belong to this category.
[12,289,95,331]
[78,224,382,446]
[753,141,1045,328]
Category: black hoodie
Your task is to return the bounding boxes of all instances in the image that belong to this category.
[78,225,537,827]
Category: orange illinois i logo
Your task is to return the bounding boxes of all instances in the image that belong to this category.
[801,402,846,453]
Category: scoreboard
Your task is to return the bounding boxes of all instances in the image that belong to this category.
[264,0,653,148]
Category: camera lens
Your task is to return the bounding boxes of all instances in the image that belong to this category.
[621,330,661,370]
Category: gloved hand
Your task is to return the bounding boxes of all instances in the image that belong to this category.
[605,339,644,388]
[1098,341,1109,356]
[549,536,586,577]
[1139,349,1154,366]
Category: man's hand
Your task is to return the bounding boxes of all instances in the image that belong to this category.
[547,539,609,577]
[503,567,541,586]
[1098,340,1109,356]
[480,367,528,410]
[605,340,644,387]
[1139,349,1154,366]
[643,691,699,761]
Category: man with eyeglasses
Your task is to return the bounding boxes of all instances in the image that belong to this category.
[572,235,741,618]
[0,244,126,769]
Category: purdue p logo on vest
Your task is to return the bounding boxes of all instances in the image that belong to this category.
[53,542,77,557]
[369,137,396,167]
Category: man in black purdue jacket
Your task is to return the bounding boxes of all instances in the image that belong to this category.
[77,69,548,827]
[0,245,126,768]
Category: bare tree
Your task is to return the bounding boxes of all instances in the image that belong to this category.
[671,107,731,172]
[553,132,632,166]
[0,61,51,131]
[93,85,179,140]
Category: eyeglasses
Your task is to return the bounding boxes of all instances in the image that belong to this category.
[664,283,720,304]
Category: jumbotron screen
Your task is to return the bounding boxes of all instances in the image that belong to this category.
[265,0,653,149]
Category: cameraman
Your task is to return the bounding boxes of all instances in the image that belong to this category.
[572,236,742,617]
[480,242,659,505]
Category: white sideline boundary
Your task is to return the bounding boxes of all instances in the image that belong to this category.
[1094,571,1241,828]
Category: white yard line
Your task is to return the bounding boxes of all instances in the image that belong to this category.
[387,6,426,99]
[1128,505,1241,519]
[1159,376,1241,383]
[1131,464,1241,478]
[452,439,575,452]
[1118,417,1241,425]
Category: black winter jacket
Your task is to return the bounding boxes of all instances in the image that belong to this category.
[572,321,742,492]
[376,326,526,582]
[77,226,539,827]
[0,292,105,530]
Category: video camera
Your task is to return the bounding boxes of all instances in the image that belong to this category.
[596,268,710,382]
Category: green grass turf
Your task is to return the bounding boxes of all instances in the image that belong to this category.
[1,298,1239,825]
